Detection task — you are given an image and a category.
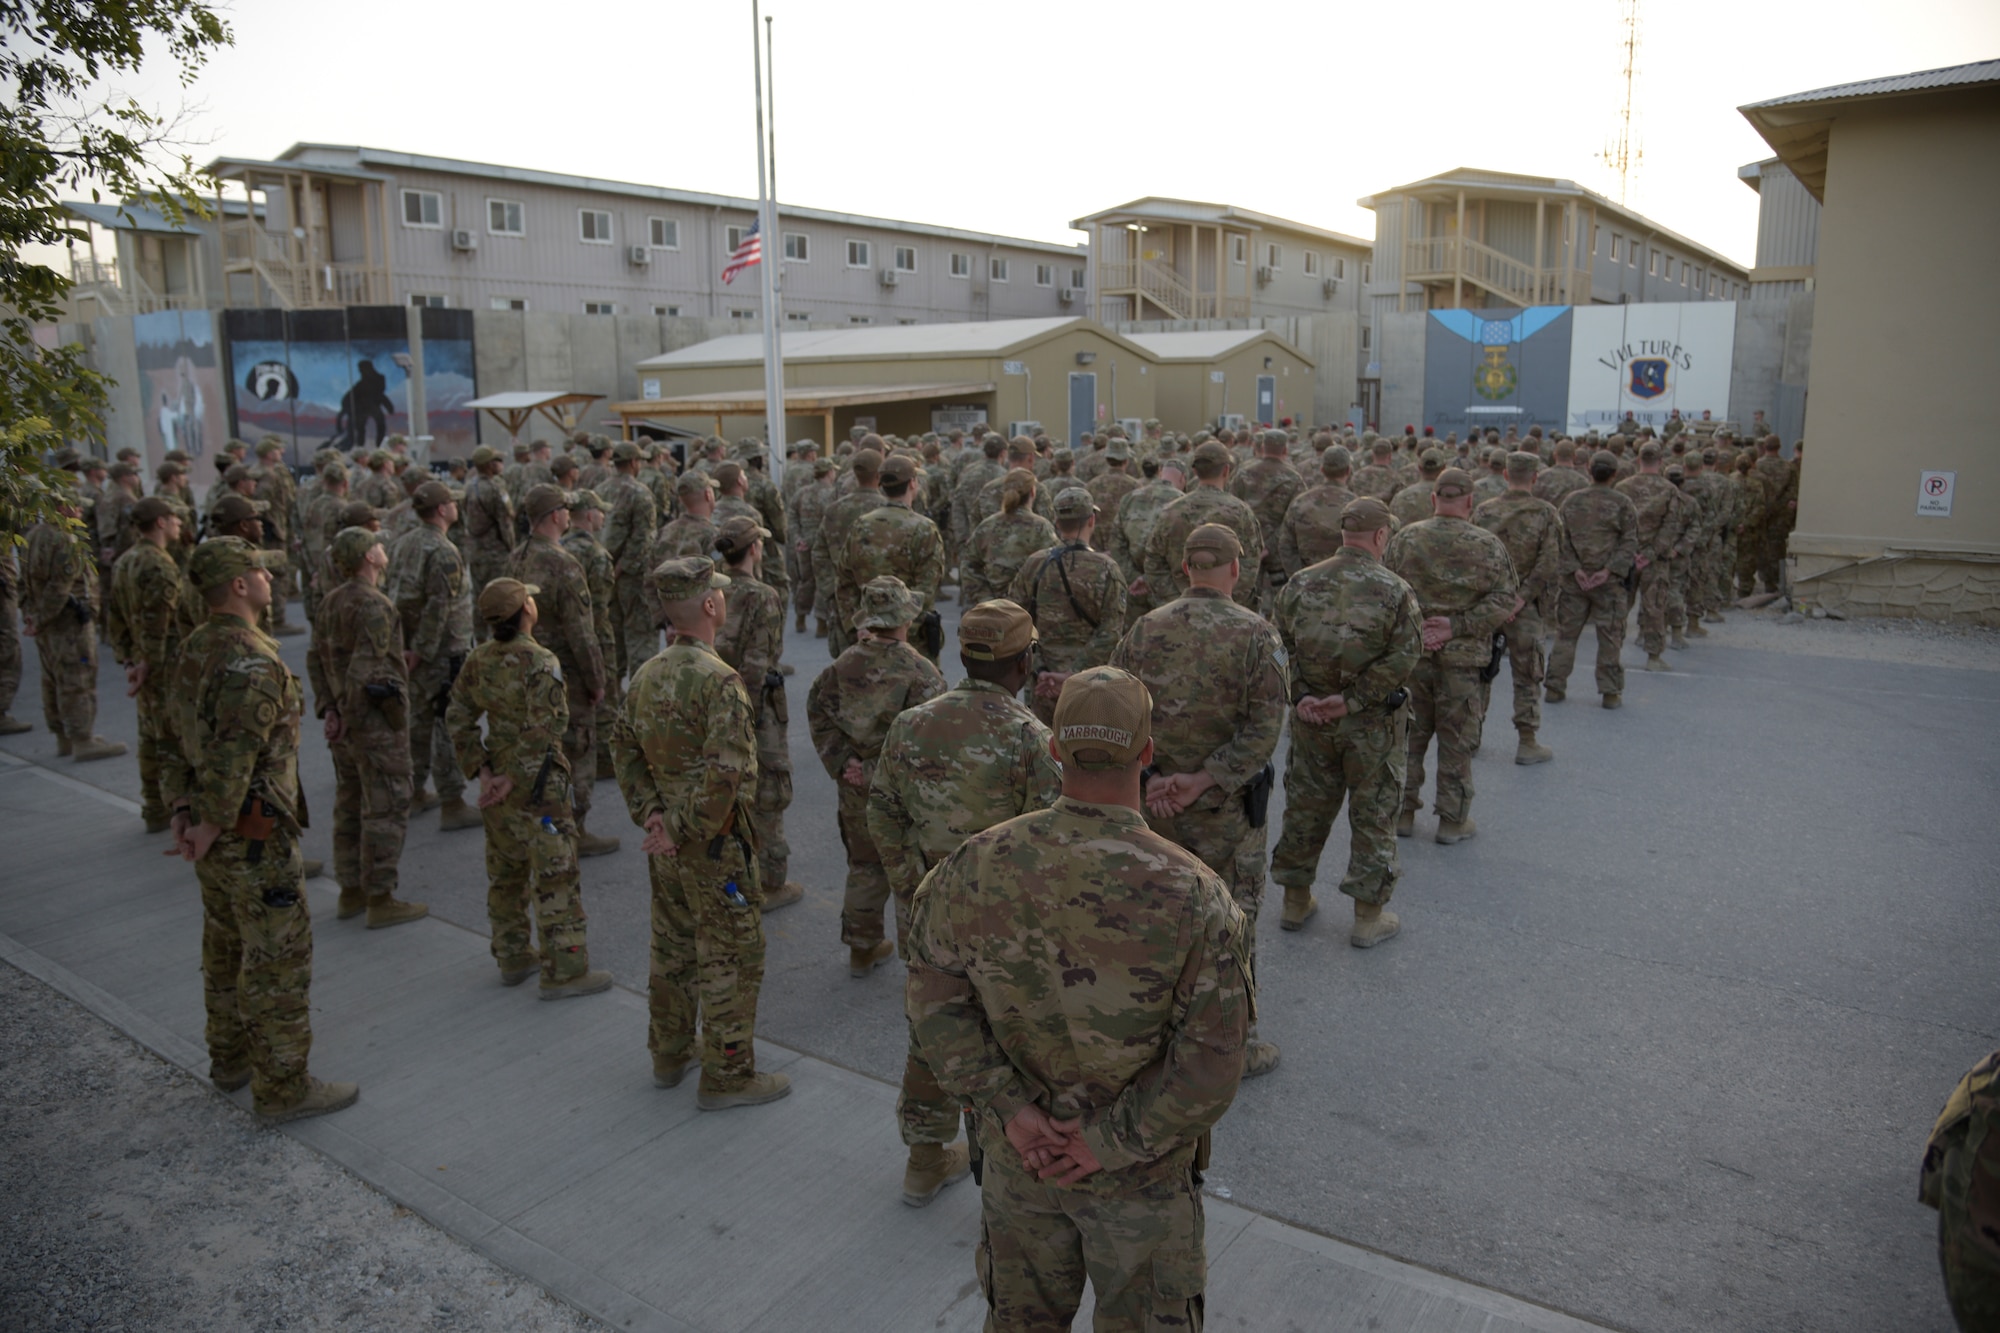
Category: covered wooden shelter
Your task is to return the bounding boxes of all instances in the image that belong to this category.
[607,382,994,446]
[465,390,605,442]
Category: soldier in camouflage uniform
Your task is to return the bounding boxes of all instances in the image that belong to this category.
[0,543,25,735]
[869,600,1061,1206]
[462,447,516,642]
[1277,446,1358,577]
[813,449,890,654]
[646,471,722,592]
[1662,462,1704,649]
[611,557,790,1110]
[971,438,1057,531]
[1008,488,1127,725]
[1754,437,1794,593]
[1270,498,1422,946]
[1687,449,1734,624]
[562,489,622,783]
[787,457,836,634]
[1139,442,1265,612]
[309,527,428,929]
[1920,1046,2000,1330]
[711,516,801,912]
[1350,439,1403,502]
[949,436,1008,588]
[1732,451,1769,598]
[808,577,947,977]
[963,472,1058,610]
[1472,447,1510,505]
[1083,438,1141,540]
[1473,453,1563,765]
[447,577,612,999]
[22,485,123,760]
[1617,443,1695,672]
[161,537,356,1121]
[906,666,1251,1332]
[1389,449,1449,529]
[1229,430,1304,610]
[106,497,198,829]
[1533,439,1591,510]
[509,485,617,856]
[385,481,478,832]
[1112,523,1285,1077]
[1548,452,1639,708]
[835,454,946,661]
[253,438,303,635]
[602,442,660,678]
[1385,469,1519,844]
[300,464,351,627]
[1104,456,1184,622]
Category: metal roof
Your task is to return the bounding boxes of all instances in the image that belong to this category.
[635,317,1143,370]
[1070,196,1371,250]
[1121,329,1310,365]
[61,198,258,234]
[465,390,603,410]
[205,155,390,183]
[1740,58,2000,109]
[611,383,998,415]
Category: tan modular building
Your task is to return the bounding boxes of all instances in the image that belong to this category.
[1741,58,2000,623]
[623,318,1157,445]
[1121,329,1315,432]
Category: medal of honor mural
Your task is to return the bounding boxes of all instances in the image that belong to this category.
[1422,306,1574,435]
[1566,303,1735,432]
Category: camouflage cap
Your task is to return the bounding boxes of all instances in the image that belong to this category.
[1052,666,1153,771]
[1104,437,1131,461]
[412,479,454,512]
[163,448,192,465]
[476,577,539,623]
[1638,441,1663,463]
[1052,487,1099,523]
[370,449,394,466]
[958,599,1036,661]
[338,500,378,528]
[330,525,383,576]
[853,575,920,630]
[107,461,137,480]
[522,483,570,520]
[850,448,884,481]
[129,496,175,528]
[879,454,916,487]
[1190,441,1232,476]
[1183,522,1242,569]
[222,464,255,486]
[1419,448,1448,476]
[188,536,278,592]
[1433,467,1476,499]
[1321,445,1353,476]
[1339,497,1395,532]
[652,556,729,604]
[1506,450,1540,479]
[1665,463,1686,482]
[713,461,744,489]
[1590,450,1619,474]
[675,470,715,497]
[811,458,835,477]
[156,461,188,480]
[211,492,264,526]
[567,488,604,514]
[612,441,642,463]
[713,515,770,557]
[321,462,349,485]
[255,438,284,458]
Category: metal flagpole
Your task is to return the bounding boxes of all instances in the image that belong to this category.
[751,0,786,487]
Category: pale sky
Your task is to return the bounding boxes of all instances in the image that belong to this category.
[87,0,2000,269]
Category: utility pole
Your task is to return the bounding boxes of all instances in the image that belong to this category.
[1601,0,1643,206]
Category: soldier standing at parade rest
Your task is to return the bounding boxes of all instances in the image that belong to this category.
[602,441,660,679]
[787,457,837,635]
[1269,497,1423,945]
[1137,441,1266,612]
[711,516,803,912]
[611,557,790,1110]
[1472,452,1564,765]
[0,540,28,736]
[814,447,891,655]
[1618,442,1695,673]
[835,453,947,663]
[868,599,1062,1207]
[1007,488,1127,725]
[390,480,479,831]
[808,576,948,978]
[461,447,515,643]
[309,527,429,928]
[1385,468,1519,844]
[446,577,613,999]
[1276,446,1358,578]
[906,665,1252,1332]
[1546,452,1639,709]
[23,478,125,761]
[161,537,357,1122]
[106,496,197,828]
[1112,522,1286,1077]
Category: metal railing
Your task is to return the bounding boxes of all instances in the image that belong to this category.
[1096,259,1250,320]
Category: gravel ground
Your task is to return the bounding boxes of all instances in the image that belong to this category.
[0,961,601,1333]
[1717,602,2000,670]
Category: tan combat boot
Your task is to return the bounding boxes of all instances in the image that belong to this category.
[1435,817,1478,845]
[575,820,621,857]
[1669,629,1688,650]
[257,1076,360,1122]
[761,880,804,912]
[71,735,127,762]
[209,1061,250,1093]
[794,611,808,632]
[1686,621,1709,638]
[538,968,614,1001]
[53,730,71,757]
[499,958,539,987]
[409,787,440,816]
[1645,654,1669,672]
[1704,611,1726,624]
[850,939,895,978]
[336,887,367,920]
[902,1141,972,1207]
[1396,809,1416,838]
[1515,730,1554,765]
[1279,887,1318,931]
[0,714,30,735]
[1543,684,1565,703]
[437,796,482,832]
[697,1070,792,1111]
[365,896,429,929]
[653,1055,693,1088]
[814,617,828,639]
[1351,901,1401,949]
[1243,1038,1281,1078]
[1602,692,1623,710]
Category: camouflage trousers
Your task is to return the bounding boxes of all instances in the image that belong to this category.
[1271,709,1407,905]
[614,573,657,682]
[648,832,766,1090]
[1147,790,1265,981]
[755,710,792,890]
[1759,525,1789,595]
[789,541,818,623]
[561,680,598,820]
[408,658,466,803]
[331,735,411,902]
[1665,557,1692,633]
[481,783,592,984]
[1631,560,1670,655]
[1939,1201,2000,1331]
[1549,581,1629,697]
[264,554,296,629]
[0,577,20,715]
[1735,525,1766,595]
[975,1133,1206,1332]
[1685,547,1720,621]
[135,683,172,825]
[1402,659,1484,825]
[196,824,314,1111]
[892,861,957,1146]
[1718,531,1741,602]
[468,550,513,642]
[836,773,892,947]
[33,614,97,742]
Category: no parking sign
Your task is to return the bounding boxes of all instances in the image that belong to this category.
[1917,470,1956,517]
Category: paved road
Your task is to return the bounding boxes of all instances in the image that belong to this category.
[7,596,1993,1332]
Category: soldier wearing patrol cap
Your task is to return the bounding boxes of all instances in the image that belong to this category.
[1277,445,1359,576]
[712,516,801,913]
[834,452,946,663]
[385,480,477,830]
[786,457,837,635]
[446,577,613,1000]
[1111,522,1286,1076]
[462,447,515,642]
[561,487,622,782]
[905,664,1250,1331]
[1138,440,1265,612]
[610,556,790,1110]
[1473,452,1563,765]
[814,448,891,654]
[21,477,124,761]
[647,470,721,576]
[602,440,660,678]
[1008,488,1126,725]
[106,495,198,828]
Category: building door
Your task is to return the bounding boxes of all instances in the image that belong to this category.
[1255,374,1276,425]
[1068,372,1097,447]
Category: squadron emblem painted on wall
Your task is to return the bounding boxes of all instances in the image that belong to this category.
[1474,345,1518,401]
[1628,357,1669,399]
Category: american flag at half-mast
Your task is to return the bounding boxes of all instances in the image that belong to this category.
[721,218,762,285]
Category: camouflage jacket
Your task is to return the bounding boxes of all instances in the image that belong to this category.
[905,795,1251,1190]
[1349,462,1402,502]
[1732,469,1770,531]
[105,541,197,670]
[746,469,788,544]
[1473,491,1563,620]
[1557,484,1640,578]
[1472,473,1509,505]
[387,523,473,662]
[1680,473,1729,549]
[1532,465,1591,510]
[462,474,515,559]
[446,634,571,790]
[355,469,399,512]
[610,639,758,849]
[602,474,658,578]
[1617,473,1696,562]
[1389,479,1439,530]
[951,458,1007,528]
[1229,458,1304,573]
[1273,548,1422,712]
[714,569,789,763]
[1385,516,1520,670]
[972,469,1056,530]
[96,486,140,559]
[1083,469,1141,544]
[256,465,298,543]
[1277,483,1359,576]
[866,678,1061,898]
[309,578,410,755]
[647,515,720,576]
[1919,1046,2000,1274]
[301,490,346,576]
[507,535,605,696]
[811,490,889,595]
[1139,486,1266,609]
[21,519,94,627]
[806,637,946,779]
[1074,448,1111,483]
[1110,587,1287,800]
[1007,541,1127,674]
[160,612,305,834]
[561,530,618,674]
[787,478,834,549]
[835,504,945,631]
[962,509,1058,607]
[1105,478,1180,582]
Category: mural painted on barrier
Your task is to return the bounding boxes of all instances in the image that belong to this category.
[224,307,478,466]
[133,309,230,490]
[1422,302,1737,436]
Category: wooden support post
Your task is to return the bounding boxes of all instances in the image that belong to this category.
[1534,197,1545,304]
[1453,191,1465,310]
[823,408,834,448]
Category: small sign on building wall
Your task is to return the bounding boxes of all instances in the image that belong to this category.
[1917,470,1956,517]
[642,378,660,401]
[1002,361,1027,376]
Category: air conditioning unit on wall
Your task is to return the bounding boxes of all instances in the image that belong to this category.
[1255,266,1272,286]
[451,229,477,252]
[628,245,651,266]
[879,268,899,287]
[1058,287,1077,304]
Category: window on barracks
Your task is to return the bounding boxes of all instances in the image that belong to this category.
[580,210,613,243]
[491,297,527,311]
[1035,264,1054,287]
[1070,267,1086,289]
[895,246,917,272]
[949,251,971,278]
[487,199,524,236]
[726,225,748,252]
[784,232,809,261]
[1231,236,1247,264]
[1361,325,1372,351]
[1361,261,1371,285]
[401,189,442,228]
[1609,235,1622,262]
[653,304,680,316]
[409,293,446,308]
[1266,243,1282,270]
[583,301,615,315]
[786,311,811,323]
[990,257,1009,282]
[650,217,679,249]
[1304,251,1320,277]
[1333,256,1346,281]
[728,308,756,319]
[850,315,873,325]
[847,239,871,268]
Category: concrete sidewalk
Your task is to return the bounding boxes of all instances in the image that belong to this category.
[0,749,1610,1333]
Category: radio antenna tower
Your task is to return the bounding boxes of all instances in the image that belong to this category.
[1601,0,1643,205]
